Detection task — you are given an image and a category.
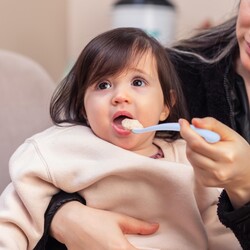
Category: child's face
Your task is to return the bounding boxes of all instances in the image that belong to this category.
[84,51,169,156]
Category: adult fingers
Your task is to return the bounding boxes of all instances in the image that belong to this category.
[118,214,159,235]
[190,117,235,142]
[179,118,218,160]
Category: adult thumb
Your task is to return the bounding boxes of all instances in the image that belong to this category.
[191,117,235,141]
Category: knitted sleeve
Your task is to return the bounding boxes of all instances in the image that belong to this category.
[217,189,250,250]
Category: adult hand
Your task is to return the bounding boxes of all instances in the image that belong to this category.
[51,201,159,250]
[179,117,250,209]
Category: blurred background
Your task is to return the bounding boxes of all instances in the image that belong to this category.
[0,0,238,83]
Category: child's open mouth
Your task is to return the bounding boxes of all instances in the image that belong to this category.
[113,114,143,134]
[113,115,131,130]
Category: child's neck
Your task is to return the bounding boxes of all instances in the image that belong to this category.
[134,143,163,158]
[150,144,164,159]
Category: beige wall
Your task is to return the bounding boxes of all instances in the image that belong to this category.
[0,0,67,82]
[174,0,238,39]
[68,0,238,66]
[0,0,239,82]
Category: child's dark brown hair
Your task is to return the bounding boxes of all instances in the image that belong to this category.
[50,27,188,141]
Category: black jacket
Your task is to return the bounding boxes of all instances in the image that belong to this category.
[169,47,250,249]
[169,48,250,143]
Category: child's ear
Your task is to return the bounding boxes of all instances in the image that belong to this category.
[170,89,176,107]
[159,108,169,121]
[160,90,176,121]
[82,109,90,125]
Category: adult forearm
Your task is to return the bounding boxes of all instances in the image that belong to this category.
[34,191,85,249]
[218,190,250,250]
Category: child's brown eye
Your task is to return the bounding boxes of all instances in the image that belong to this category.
[97,81,111,90]
[132,79,145,87]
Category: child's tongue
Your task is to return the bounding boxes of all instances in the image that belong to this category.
[114,116,128,129]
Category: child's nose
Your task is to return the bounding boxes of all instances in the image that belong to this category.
[111,88,131,105]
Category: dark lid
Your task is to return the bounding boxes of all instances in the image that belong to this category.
[113,0,175,7]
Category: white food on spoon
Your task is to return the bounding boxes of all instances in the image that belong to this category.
[122,118,144,130]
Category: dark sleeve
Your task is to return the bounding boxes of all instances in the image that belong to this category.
[217,189,250,250]
[34,191,86,250]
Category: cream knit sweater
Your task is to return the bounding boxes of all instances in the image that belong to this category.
[0,125,241,249]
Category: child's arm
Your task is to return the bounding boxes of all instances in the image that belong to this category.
[0,134,159,250]
[0,141,60,249]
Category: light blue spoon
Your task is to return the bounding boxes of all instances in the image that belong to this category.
[132,122,220,143]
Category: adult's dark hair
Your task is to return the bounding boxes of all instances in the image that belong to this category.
[50,27,188,140]
[169,15,238,65]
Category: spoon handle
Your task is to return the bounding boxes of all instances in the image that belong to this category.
[132,122,220,143]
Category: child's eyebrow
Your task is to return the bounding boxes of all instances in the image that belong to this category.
[129,68,147,75]
[130,68,156,80]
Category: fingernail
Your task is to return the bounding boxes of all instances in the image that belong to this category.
[178,118,184,125]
